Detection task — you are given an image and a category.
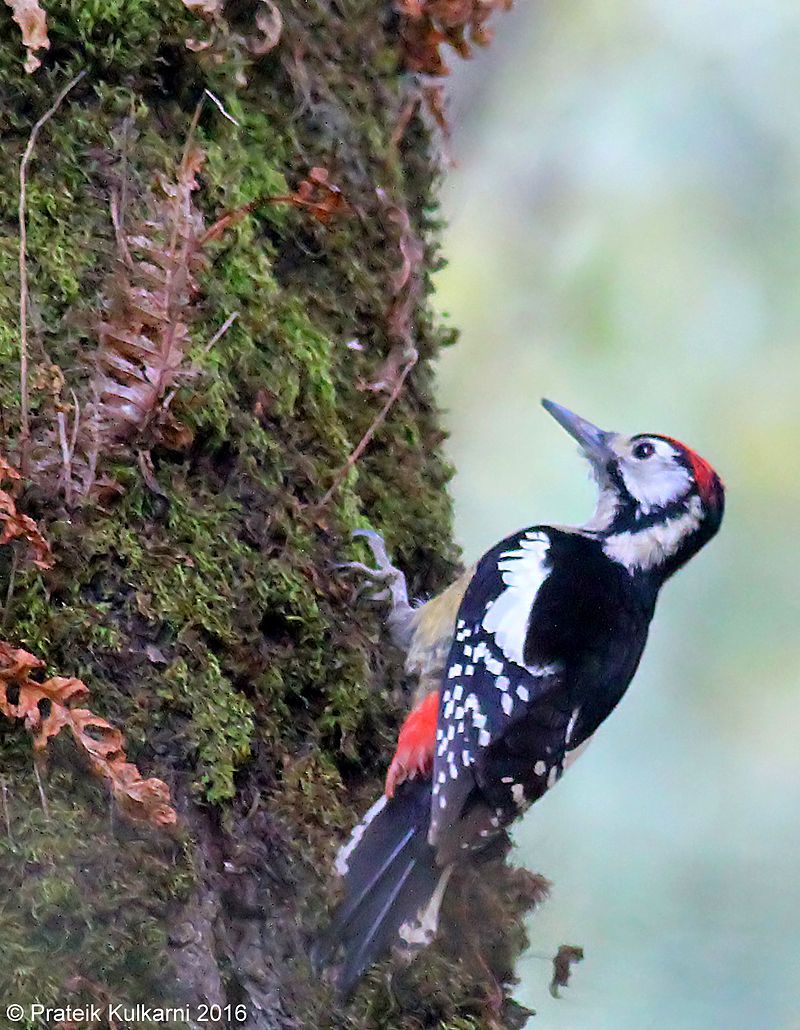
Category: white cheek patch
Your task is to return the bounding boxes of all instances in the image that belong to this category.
[619,442,692,513]
[482,531,550,669]
[604,496,703,571]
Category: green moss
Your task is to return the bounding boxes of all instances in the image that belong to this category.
[0,762,192,1011]
[0,0,537,1023]
[161,654,254,803]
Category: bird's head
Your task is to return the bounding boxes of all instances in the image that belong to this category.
[542,399,724,578]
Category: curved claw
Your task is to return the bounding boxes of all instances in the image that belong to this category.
[334,560,391,579]
[339,529,415,649]
[351,528,392,568]
[350,530,409,609]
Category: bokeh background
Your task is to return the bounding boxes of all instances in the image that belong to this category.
[434,3,800,1027]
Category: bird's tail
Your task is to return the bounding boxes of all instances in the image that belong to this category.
[312,778,451,996]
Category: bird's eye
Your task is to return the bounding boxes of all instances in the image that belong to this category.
[632,441,655,460]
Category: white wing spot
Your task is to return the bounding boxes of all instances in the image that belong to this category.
[534,760,546,776]
[501,693,513,717]
[516,684,529,702]
[496,675,510,692]
[334,794,387,876]
[478,729,491,747]
[565,707,580,746]
[448,664,463,679]
[482,531,550,668]
[512,783,526,806]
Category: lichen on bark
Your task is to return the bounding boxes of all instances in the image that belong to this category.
[0,1,541,1027]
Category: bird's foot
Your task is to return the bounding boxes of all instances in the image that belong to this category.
[337,529,415,651]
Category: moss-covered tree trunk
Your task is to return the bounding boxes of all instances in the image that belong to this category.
[0,3,537,1027]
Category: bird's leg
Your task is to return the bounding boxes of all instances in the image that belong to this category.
[337,529,417,652]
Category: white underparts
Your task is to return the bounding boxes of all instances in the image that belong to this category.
[482,531,550,667]
[603,495,702,572]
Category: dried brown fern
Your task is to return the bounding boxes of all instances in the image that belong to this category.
[0,640,177,827]
[0,455,52,568]
[25,146,208,501]
[24,129,350,504]
[88,144,207,454]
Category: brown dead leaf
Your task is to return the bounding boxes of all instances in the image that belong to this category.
[201,166,351,245]
[5,0,50,73]
[0,456,52,569]
[280,166,352,225]
[0,641,177,828]
[550,944,584,998]
[397,0,512,76]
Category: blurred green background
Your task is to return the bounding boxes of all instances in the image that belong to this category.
[434,2,800,1027]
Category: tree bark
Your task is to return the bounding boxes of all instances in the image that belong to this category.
[0,3,541,1027]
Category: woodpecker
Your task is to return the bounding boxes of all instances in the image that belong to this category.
[314,399,724,994]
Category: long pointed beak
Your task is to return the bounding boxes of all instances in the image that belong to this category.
[541,399,617,468]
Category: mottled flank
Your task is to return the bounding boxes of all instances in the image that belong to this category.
[0,1,537,1027]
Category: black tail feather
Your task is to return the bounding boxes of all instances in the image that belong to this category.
[313,779,444,996]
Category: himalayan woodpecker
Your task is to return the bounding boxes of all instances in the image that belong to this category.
[314,399,725,994]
